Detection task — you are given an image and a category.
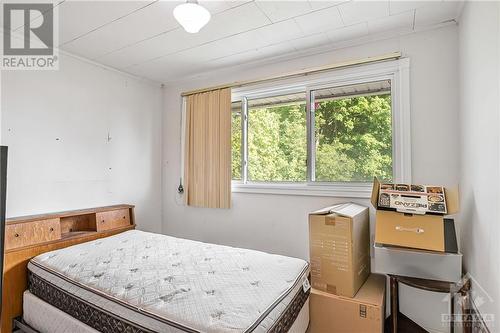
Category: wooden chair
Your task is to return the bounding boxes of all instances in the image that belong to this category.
[389,274,471,333]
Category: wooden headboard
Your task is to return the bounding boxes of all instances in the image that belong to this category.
[1,204,136,333]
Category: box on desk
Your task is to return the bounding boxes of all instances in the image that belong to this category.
[309,203,370,298]
[308,274,386,333]
[374,218,462,282]
[372,178,459,252]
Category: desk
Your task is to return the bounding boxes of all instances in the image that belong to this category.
[389,275,470,333]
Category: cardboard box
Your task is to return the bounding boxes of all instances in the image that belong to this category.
[372,178,459,252]
[308,274,386,333]
[374,217,462,282]
[309,203,370,298]
[378,183,448,214]
[373,244,462,282]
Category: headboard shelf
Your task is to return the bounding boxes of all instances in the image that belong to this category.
[5,224,135,254]
[2,204,136,333]
[6,204,134,225]
[4,205,135,253]
[60,213,96,235]
[60,230,95,240]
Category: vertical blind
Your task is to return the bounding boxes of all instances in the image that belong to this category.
[184,88,232,208]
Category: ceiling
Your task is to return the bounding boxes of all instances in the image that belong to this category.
[4,0,464,83]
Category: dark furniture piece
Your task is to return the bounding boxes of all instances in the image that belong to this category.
[389,274,470,333]
[0,146,8,324]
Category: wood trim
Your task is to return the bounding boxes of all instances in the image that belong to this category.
[6,204,134,225]
[180,52,401,97]
[5,219,61,251]
[1,205,135,333]
[391,275,461,293]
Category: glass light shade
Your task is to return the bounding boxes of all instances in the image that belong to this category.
[173,2,211,34]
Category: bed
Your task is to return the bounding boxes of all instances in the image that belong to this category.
[22,230,310,333]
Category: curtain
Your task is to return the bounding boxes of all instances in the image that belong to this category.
[184,88,231,208]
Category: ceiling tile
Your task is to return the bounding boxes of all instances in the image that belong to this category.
[96,1,270,69]
[195,1,271,40]
[170,38,250,65]
[207,41,298,69]
[254,19,304,45]
[288,32,331,50]
[175,20,301,60]
[308,1,350,11]
[338,0,390,25]
[389,0,430,15]
[414,1,462,28]
[326,22,368,43]
[255,1,312,22]
[255,41,298,59]
[294,5,344,35]
[205,31,267,56]
[125,53,208,82]
[61,1,180,60]
[122,19,304,73]
[197,0,231,14]
[367,10,414,34]
[186,1,254,16]
[58,0,152,45]
[42,0,465,83]
[96,28,196,69]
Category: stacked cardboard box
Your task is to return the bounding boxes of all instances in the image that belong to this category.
[371,178,463,282]
[308,203,385,333]
[371,177,459,252]
[309,275,386,333]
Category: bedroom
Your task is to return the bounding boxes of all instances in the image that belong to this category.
[0,0,498,332]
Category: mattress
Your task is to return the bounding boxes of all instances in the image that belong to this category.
[23,291,310,333]
[23,290,100,333]
[27,230,310,333]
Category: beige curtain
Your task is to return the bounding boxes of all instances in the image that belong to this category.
[184,88,231,208]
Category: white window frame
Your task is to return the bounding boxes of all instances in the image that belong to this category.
[230,58,411,198]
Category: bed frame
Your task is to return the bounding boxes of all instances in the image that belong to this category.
[1,204,135,333]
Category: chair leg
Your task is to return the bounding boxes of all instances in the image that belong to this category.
[450,294,455,333]
[390,276,399,333]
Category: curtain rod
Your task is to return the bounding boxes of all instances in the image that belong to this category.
[181,52,402,97]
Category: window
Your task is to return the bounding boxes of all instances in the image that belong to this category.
[231,101,242,181]
[247,92,307,182]
[312,81,393,182]
[230,59,410,197]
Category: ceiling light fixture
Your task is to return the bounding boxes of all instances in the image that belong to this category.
[173,0,211,34]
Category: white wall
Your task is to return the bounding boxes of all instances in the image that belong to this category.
[163,26,459,332]
[458,2,500,329]
[1,53,163,233]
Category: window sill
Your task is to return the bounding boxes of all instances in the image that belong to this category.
[231,182,373,198]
